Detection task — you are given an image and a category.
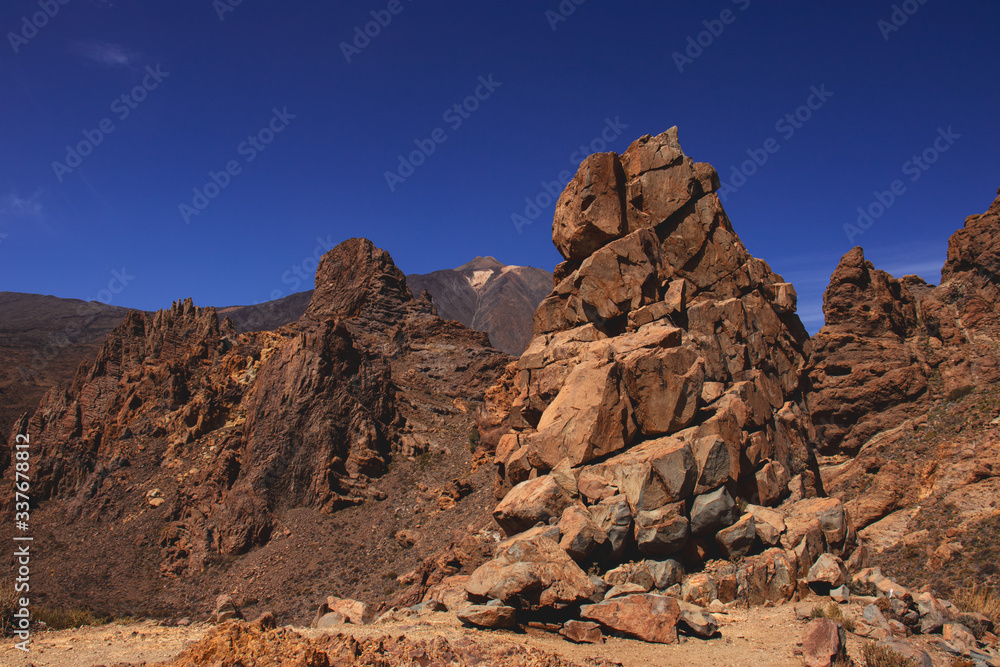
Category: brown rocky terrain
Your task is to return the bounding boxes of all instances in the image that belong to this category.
[1,238,509,624]
[808,188,1000,599]
[407,256,553,355]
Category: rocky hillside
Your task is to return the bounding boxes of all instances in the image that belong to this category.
[808,187,1000,596]
[1,239,510,622]
[407,257,553,355]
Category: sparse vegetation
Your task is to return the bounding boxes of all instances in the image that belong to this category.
[468,425,481,452]
[811,602,856,632]
[861,642,920,667]
[953,582,1000,627]
[33,605,110,631]
[848,578,878,598]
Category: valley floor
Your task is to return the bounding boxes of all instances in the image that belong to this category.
[0,599,953,667]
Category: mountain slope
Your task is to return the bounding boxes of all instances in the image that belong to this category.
[407,257,552,355]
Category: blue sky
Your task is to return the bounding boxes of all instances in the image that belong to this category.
[1,1,998,332]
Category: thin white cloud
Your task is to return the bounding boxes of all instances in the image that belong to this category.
[72,41,137,68]
[0,190,44,220]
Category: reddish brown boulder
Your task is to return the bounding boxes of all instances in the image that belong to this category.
[493,475,573,536]
[801,618,847,667]
[580,593,682,644]
[465,532,596,609]
[560,619,603,644]
[456,604,517,629]
[553,152,629,262]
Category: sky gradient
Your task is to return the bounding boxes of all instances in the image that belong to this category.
[2,1,999,332]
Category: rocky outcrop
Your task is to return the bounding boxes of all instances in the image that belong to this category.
[464,129,861,642]
[484,128,827,560]
[2,238,509,619]
[806,190,1000,602]
[808,191,1000,457]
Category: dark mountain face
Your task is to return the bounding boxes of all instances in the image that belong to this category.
[0,293,131,442]
[407,257,552,355]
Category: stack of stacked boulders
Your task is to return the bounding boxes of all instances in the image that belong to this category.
[460,129,865,643]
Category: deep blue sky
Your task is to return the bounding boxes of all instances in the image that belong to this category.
[1,1,998,331]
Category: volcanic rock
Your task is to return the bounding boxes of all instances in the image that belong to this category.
[456,604,518,629]
[690,487,739,536]
[559,619,603,644]
[801,618,847,667]
[465,531,597,609]
[580,593,683,644]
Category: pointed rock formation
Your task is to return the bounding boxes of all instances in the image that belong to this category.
[472,128,856,620]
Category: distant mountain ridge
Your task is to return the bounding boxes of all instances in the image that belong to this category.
[407,256,552,355]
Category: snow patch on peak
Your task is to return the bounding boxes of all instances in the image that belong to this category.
[467,270,494,291]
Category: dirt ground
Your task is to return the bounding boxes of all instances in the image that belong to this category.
[1,599,940,667]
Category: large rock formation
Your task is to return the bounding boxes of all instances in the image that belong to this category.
[809,189,1000,583]
[808,190,1000,457]
[1,238,510,620]
[470,129,858,627]
[407,257,553,355]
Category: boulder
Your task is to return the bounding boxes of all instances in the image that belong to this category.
[681,573,718,607]
[605,437,697,513]
[735,548,798,605]
[553,152,628,262]
[606,583,650,599]
[914,591,946,634]
[691,435,730,495]
[560,619,603,644]
[715,514,756,560]
[622,347,704,436]
[493,475,572,536]
[646,559,683,590]
[212,594,243,624]
[603,561,654,591]
[465,532,597,609]
[690,487,739,535]
[315,611,346,628]
[320,597,370,625]
[807,553,849,589]
[456,604,518,629]
[877,637,933,667]
[590,494,632,558]
[558,504,607,561]
[802,618,847,667]
[677,600,719,638]
[744,504,786,546]
[830,585,850,603]
[581,594,682,644]
[634,501,690,556]
[527,359,636,468]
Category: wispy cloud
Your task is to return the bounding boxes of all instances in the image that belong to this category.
[0,190,45,220]
[72,41,137,68]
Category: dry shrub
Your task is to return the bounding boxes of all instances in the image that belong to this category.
[861,642,920,667]
[812,602,857,632]
[953,582,1000,627]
